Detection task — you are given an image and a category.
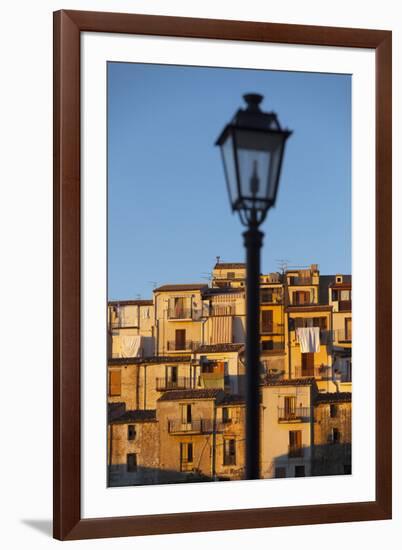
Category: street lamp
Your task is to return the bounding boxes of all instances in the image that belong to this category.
[215,93,292,479]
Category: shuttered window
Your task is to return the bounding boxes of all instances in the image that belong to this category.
[109,370,121,396]
[261,310,273,333]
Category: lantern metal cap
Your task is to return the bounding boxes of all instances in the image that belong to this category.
[243,93,263,112]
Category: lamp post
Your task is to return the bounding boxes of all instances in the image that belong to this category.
[215,93,292,479]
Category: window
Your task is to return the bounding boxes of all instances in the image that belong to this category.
[175,329,186,350]
[126,453,137,472]
[261,309,273,333]
[222,407,231,424]
[345,317,352,340]
[330,404,338,418]
[180,403,192,424]
[275,467,286,478]
[331,427,341,444]
[167,365,178,384]
[261,289,273,303]
[295,465,305,477]
[180,442,193,471]
[293,291,310,305]
[294,317,326,329]
[223,439,236,465]
[127,424,137,440]
[227,272,235,279]
[109,370,121,396]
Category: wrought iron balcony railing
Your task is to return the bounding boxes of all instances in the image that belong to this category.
[166,340,200,351]
[293,365,333,379]
[288,445,304,458]
[167,308,193,320]
[260,322,285,335]
[278,407,310,423]
[168,419,215,434]
[155,377,193,391]
[335,329,352,343]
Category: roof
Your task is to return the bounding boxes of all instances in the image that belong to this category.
[214,262,246,270]
[315,392,352,404]
[154,283,207,292]
[111,409,157,423]
[318,275,352,305]
[109,355,191,366]
[158,389,224,402]
[263,377,318,388]
[217,393,245,406]
[195,343,244,354]
[109,299,153,306]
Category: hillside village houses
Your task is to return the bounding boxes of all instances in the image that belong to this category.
[108,261,352,486]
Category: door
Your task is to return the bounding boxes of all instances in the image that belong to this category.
[345,318,352,341]
[284,396,296,418]
[301,352,314,376]
[175,329,186,350]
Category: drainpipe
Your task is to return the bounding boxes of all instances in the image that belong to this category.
[108,423,113,487]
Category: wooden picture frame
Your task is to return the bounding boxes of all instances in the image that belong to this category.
[53,10,392,540]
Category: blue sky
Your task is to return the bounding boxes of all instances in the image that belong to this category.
[108,62,351,301]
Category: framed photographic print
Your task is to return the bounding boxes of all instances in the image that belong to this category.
[53,10,392,540]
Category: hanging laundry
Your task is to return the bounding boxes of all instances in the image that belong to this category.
[296,327,320,353]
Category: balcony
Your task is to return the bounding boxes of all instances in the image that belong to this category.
[156,377,193,391]
[289,277,313,286]
[209,305,235,316]
[167,308,193,320]
[166,340,200,352]
[335,329,352,343]
[288,445,304,458]
[260,291,283,305]
[261,341,285,352]
[294,365,333,380]
[109,320,138,329]
[260,322,285,335]
[168,419,214,434]
[278,407,310,423]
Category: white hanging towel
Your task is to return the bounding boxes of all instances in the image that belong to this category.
[120,335,142,358]
[296,327,320,353]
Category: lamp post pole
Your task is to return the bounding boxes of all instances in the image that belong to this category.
[244,224,263,479]
[215,93,292,482]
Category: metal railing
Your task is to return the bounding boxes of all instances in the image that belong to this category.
[167,308,193,320]
[260,322,285,335]
[335,329,352,343]
[168,419,214,434]
[166,340,200,351]
[109,320,139,329]
[278,407,310,422]
[209,305,236,316]
[289,277,313,286]
[261,341,285,351]
[294,365,333,379]
[288,445,304,458]
[155,377,193,391]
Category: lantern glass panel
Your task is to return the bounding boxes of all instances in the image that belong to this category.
[234,129,285,210]
[220,131,239,208]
